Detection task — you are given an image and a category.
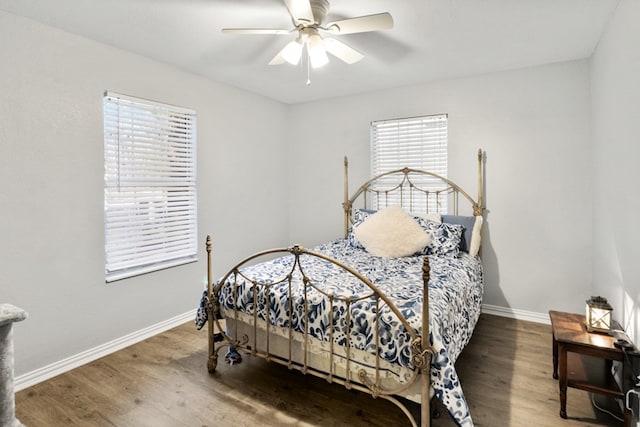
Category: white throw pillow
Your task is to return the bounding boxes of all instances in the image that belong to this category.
[353,206,431,257]
[469,216,483,257]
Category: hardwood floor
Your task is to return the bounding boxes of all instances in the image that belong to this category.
[16,314,625,426]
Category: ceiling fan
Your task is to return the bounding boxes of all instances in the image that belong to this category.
[222,0,394,70]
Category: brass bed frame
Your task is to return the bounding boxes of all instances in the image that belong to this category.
[204,149,484,427]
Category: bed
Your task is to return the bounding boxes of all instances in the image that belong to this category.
[196,149,485,427]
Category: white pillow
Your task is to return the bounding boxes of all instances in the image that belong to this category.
[469,216,483,257]
[353,206,431,257]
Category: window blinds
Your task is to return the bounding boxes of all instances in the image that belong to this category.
[370,114,448,212]
[103,92,197,282]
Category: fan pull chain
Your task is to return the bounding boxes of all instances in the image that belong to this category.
[306,51,311,85]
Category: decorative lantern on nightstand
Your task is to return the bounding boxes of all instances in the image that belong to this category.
[585,296,613,333]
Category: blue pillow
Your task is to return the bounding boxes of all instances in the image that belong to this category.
[441,215,476,253]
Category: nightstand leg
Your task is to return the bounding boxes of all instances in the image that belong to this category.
[558,343,568,418]
[624,408,631,427]
[552,333,558,380]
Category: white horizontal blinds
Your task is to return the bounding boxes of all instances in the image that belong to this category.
[104,92,197,282]
[370,114,448,213]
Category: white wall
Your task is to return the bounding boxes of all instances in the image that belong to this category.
[287,60,593,318]
[591,0,640,345]
[0,10,289,377]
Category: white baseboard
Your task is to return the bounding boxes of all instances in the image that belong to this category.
[14,309,196,392]
[15,305,545,392]
[482,304,550,324]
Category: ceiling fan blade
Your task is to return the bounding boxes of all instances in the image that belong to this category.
[325,12,393,35]
[269,51,287,65]
[283,0,315,25]
[269,40,303,65]
[222,28,292,35]
[323,38,364,64]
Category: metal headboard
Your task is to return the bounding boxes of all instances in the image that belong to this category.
[343,149,484,237]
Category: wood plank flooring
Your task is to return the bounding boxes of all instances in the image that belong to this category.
[16,314,625,426]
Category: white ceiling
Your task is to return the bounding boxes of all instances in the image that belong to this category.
[0,0,619,104]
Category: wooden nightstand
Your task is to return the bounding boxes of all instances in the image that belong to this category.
[549,310,632,426]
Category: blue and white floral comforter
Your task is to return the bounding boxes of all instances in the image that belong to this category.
[196,238,483,426]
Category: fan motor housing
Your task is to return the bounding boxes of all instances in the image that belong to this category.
[310,0,329,25]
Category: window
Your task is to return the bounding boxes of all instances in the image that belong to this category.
[103,92,197,282]
[370,114,448,212]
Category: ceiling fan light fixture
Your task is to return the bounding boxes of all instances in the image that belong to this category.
[281,39,303,65]
[307,33,329,68]
[223,0,394,73]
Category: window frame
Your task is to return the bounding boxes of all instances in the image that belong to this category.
[370,113,448,213]
[103,91,197,282]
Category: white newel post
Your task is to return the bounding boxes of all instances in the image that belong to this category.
[0,304,27,427]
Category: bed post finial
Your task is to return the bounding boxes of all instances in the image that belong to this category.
[476,149,484,216]
[344,156,350,238]
[206,235,213,293]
